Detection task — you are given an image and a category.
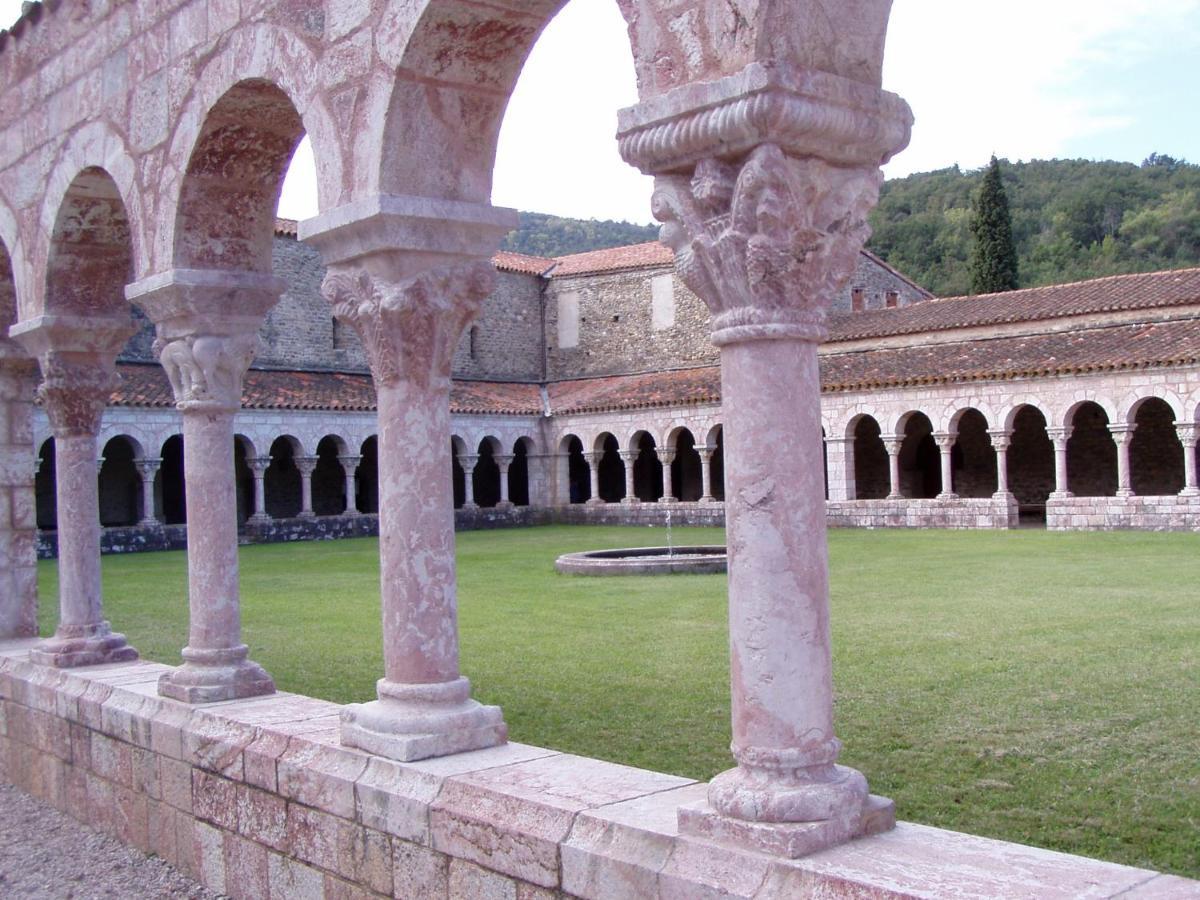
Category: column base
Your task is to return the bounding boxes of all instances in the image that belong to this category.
[137,518,162,529]
[1115,489,1134,499]
[1180,487,1200,497]
[885,492,904,500]
[158,644,275,704]
[30,622,138,668]
[678,792,895,859]
[992,491,1016,501]
[621,497,641,505]
[495,500,514,510]
[585,498,605,506]
[935,492,959,500]
[1049,491,1073,499]
[246,514,272,525]
[340,676,506,762]
[298,511,316,519]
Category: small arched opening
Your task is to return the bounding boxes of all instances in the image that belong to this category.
[851,416,888,500]
[509,438,532,506]
[669,428,704,501]
[709,426,725,501]
[313,436,348,515]
[474,438,503,508]
[596,433,624,503]
[898,412,940,499]
[451,436,467,509]
[159,435,187,525]
[561,435,590,504]
[1007,405,1054,523]
[99,436,142,527]
[234,435,255,525]
[1129,398,1184,496]
[36,438,57,530]
[358,437,380,514]
[266,436,303,518]
[632,431,663,502]
[950,409,996,498]
[1066,402,1117,497]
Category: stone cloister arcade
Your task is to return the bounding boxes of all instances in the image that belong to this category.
[1,0,1195,897]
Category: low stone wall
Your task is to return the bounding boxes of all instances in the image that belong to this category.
[0,644,1189,899]
[826,498,1019,530]
[1046,494,1200,531]
[552,500,726,527]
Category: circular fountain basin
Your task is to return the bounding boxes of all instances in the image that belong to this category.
[555,546,727,576]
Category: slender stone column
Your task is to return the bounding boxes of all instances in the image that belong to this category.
[296,455,318,517]
[127,269,280,703]
[823,437,854,502]
[247,457,271,523]
[987,429,1014,498]
[1109,423,1136,498]
[617,449,638,503]
[1047,426,1073,498]
[307,197,512,761]
[933,432,957,499]
[584,451,604,505]
[619,57,911,856]
[0,350,38,639]
[135,457,162,526]
[698,446,716,502]
[339,455,362,514]
[10,315,137,666]
[1175,423,1198,496]
[658,447,677,501]
[495,454,513,509]
[883,438,904,499]
[460,453,479,509]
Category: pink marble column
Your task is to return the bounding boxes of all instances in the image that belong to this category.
[657,447,677,501]
[698,446,716,502]
[339,455,361,514]
[1175,424,1198,496]
[584,451,603,505]
[0,350,40,639]
[296,455,318,517]
[619,57,911,857]
[307,196,512,761]
[10,316,137,666]
[933,432,957,499]
[988,429,1014,498]
[495,454,513,509]
[460,453,479,509]
[127,270,280,703]
[618,449,639,503]
[1109,423,1135,497]
[1047,426,1074,498]
[247,457,271,523]
[135,457,161,526]
[883,438,904,499]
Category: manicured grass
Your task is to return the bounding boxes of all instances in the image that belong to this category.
[37,526,1200,877]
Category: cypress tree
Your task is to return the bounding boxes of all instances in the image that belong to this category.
[969,156,1019,293]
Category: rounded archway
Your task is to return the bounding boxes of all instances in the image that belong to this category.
[1066,402,1117,497]
[850,415,888,500]
[595,433,624,503]
[159,435,187,525]
[949,409,996,498]
[509,437,533,506]
[35,438,57,530]
[98,436,142,527]
[709,426,726,501]
[1129,398,1184,496]
[668,427,704,501]
[474,438,502,509]
[265,436,303,518]
[560,435,590,504]
[313,436,348,515]
[1007,405,1054,522]
[451,436,468,509]
[897,412,939,499]
[234,435,256,525]
[358,437,380,514]
[631,430,663,502]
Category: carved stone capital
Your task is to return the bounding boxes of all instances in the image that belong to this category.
[321,261,496,388]
[656,448,677,466]
[295,456,319,477]
[135,457,163,479]
[1108,423,1136,443]
[986,429,1013,451]
[883,438,903,457]
[339,455,363,469]
[248,456,272,477]
[1174,423,1199,446]
[651,145,883,345]
[1046,426,1074,447]
[933,432,955,451]
[152,332,258,412]
[37,354,118,437]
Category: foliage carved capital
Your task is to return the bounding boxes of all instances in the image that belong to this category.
[37,353,118,437]
[321,261,496,388]
[652,144,882,345]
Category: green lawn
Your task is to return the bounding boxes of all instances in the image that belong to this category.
[37,526,1200,878]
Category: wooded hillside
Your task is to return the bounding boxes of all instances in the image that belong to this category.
[501,211,658,257]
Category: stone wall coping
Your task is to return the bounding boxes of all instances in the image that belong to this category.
[0,644,1192,898]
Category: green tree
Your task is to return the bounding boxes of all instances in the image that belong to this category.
[969,156,1020,293]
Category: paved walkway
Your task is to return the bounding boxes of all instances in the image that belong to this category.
[0,782,220,899]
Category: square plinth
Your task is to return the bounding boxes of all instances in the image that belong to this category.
[340,702,507,762]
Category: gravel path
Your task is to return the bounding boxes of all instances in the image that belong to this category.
[0,782,223,899]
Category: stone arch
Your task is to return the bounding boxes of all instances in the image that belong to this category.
[1001,397,1053,433]
[473,436,503,508]
[667,426,704,502]
[314,435,349,515]
[896,411,939,499]
[234,435,257,525]
[35,437,57,530]
[159,434,187,525]
[848,413,888,500]
[708,424,725,501]
[630,429,663,502]
[1129,397,1184,496]
[160,24,345,269]
[34,122,146,300]
[949,408,996,498]
[0,205,24,329]
[1065,401,1116,497]
[558,433,590,505]
[41,167,136,321]
[98,434,145,528]
[1007,404,1053,521]
[1123,391,1185,426]
[509,436,533,507]
[1059,396,1118,431]
[359,436,380,514]
[593,432,624,503]
[265,434,303,518]
[171,78,309,273]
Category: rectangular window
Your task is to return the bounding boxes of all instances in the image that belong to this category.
[651,274,675,330]
[557,291,580,348]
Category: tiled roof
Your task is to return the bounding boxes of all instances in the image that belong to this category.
[550,242,675,277]
[829,267,1200,340]
[492,251,555,276]
[111,365,542,416]
[275,217,299,237]
[548,367,720,414]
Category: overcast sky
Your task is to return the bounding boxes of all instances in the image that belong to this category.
[4,0,1198,224]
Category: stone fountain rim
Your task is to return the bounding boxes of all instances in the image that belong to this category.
[555,545,728,576]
